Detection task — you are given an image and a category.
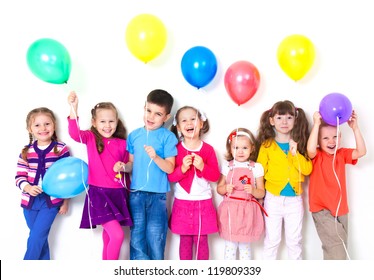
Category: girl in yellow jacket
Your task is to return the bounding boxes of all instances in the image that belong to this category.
[256,100,312,260]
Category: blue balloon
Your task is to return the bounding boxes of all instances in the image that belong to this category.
[319,93,352,126]
[181,46,217,89]
[43,157,88,198]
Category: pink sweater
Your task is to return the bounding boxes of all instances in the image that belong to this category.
[168,141,220,193]
[68,117,129,188]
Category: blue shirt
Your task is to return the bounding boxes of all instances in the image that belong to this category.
[127,126,178,193]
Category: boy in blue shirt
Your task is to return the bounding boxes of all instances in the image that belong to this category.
[123,89,177,260]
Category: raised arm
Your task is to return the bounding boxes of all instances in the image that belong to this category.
[348,110,367,160]
[307,111,322,159]
[67,91,79,119]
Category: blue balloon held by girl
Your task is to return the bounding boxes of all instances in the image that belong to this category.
[43,157,88,198]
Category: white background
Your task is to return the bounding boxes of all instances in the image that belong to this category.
[1,0,373,276]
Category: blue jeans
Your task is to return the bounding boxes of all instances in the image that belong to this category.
[23,193,59,260]
[129,191,168,260]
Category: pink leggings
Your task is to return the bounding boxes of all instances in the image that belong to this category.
[102,220,124,260]
[179,235,209,260]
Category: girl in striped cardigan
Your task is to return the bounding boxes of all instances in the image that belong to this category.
[15,107,70,260]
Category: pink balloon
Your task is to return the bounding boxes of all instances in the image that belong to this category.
[224,60,260,106]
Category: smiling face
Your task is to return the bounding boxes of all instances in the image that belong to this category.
[28,113,55,146]
[176,108,203,140]
[319,125,341,154]
[91,108,118,138]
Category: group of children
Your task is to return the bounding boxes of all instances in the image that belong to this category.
[15,89,366,260]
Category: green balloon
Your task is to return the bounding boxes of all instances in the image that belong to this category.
[26,38,71,84]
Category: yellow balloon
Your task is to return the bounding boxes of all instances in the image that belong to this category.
[277,34,315,81]
[125,14,167,63]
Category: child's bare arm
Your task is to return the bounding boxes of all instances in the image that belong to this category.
[349,111,366,160]
[307,111,322,159]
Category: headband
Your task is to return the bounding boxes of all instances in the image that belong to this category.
[229,131,253,142]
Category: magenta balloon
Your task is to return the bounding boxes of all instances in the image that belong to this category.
[319,93,352,126]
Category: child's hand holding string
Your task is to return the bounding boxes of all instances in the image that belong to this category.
[181,154,194,173]
[68,91,79,118]
[225,184,234,195]
[144,145,156,160]
[191,153,204,171]
[289,139,298,156]
[113,161,125,172]
[244,184,254,194]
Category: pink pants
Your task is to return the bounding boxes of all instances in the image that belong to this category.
[102,220,125,260]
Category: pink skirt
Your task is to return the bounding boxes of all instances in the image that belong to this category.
[169,198,218,235]
[217,196,264,242]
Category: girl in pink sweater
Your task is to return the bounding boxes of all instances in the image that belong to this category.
[168,106,220,260]
[67,91,132,260]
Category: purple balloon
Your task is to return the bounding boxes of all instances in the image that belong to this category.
[319,93,352,126]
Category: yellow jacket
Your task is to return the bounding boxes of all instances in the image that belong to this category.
[257,140,312,196]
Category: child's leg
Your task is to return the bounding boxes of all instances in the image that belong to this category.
[193,235,209,260]
[102,229,110,260]
[146,193,168,260]
[179,235,193,260]
[284,196,304,260]
[263,193,284,260]
[102,220,125,260]
[224,240,238,260]
[238,242,252,260]
[129,192,148,260]
[23,202,58,260]
[312,210,348,260]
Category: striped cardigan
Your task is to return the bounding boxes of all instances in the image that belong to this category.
[15,141,70,209]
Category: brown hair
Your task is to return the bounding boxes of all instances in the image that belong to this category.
[257,100,310,158]
[147,89,174,114]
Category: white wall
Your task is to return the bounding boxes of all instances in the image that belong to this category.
[1,0,373,262]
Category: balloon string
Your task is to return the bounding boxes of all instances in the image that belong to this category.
[195,201,202,260]
[118,98,152,193]
[70,103,93,233]
[332,117,350,259]
[227,128,239,243]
